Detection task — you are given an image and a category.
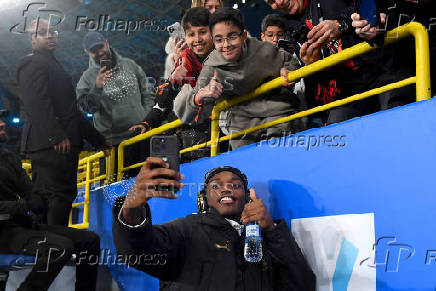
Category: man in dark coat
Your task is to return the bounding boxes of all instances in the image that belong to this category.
[15,19,108,225]
[0,109,100,291]
[113,158,316,290]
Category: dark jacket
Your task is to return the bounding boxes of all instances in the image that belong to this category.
[113,198,316,291]
[0,146,43,228]
[15,49,106,153]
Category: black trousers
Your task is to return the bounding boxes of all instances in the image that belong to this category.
[29,148,79,226]
[0,223,99,291]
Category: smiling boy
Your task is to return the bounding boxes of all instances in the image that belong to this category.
[174,8,301,149]
[131,7,214,161]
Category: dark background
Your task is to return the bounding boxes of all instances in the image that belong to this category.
[0,0,278,152]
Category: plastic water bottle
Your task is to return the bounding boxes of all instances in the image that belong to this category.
[244,221,262,262]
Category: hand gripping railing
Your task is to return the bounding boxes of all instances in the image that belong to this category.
[205,21,431,156]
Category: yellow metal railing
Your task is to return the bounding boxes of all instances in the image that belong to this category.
[60,22,431,229]
[117,120,181,181]
[206,22,431,156]
[69,149,115,229]
[114,22,430,174]
[22,162,32,179]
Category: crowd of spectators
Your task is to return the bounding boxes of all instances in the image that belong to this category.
[0,0,434,289]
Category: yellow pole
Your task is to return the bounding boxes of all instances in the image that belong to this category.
[117,144,125,182]
[83,160,91,227]
[210,108,220,157]
[410,22,431,100]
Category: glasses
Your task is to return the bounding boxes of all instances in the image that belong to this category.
[213,32,243,46]
[32,29,58,38]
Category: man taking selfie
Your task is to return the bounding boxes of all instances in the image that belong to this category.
[113,157,316,290]
[76,32,155,179]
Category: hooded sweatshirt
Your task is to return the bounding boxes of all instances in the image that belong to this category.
[76,49,155,145]
[173,37,301,131]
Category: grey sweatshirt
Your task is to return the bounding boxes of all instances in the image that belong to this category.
[173,37,301,132]
[76,49,155,145]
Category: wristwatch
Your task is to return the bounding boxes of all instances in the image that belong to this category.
[336,18,349,33]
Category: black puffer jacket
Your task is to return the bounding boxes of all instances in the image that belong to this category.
[113,197,316,291]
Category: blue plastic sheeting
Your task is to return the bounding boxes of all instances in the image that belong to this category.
[89,98,436,291]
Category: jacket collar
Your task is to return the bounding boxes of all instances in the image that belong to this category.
[198,207,242,230]
[33,48,56,59]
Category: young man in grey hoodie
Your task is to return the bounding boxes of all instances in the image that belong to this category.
[174,8,301,150]
[76,32,155,179]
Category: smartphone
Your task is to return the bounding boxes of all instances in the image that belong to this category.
[100,59,113,70]
[358,0,379,26]
[150,135,180,192]
[100,59,112,70]
[167,22,185,40]
[150,135,180,172]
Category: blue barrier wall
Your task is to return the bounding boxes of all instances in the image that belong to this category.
[90,98,436,291]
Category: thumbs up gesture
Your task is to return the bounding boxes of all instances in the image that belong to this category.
[170,57,188,84]
[194,70,223,105]
[241,188,275,230]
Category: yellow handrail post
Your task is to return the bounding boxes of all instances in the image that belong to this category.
[106,148,115,184]
[83,160,91,226]
[117,144,125,182]
[210,108,220,157]
[68,206,73,226]
[380,22,430,100]
[411,23,431,100]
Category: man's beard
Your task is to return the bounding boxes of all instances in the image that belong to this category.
[95,51,112,64]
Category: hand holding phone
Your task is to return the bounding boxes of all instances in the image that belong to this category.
[121,156,184,224]
[95,65,113,88]
[167,22,185,41]
[149,135,181,192]
[358,0,379,26]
